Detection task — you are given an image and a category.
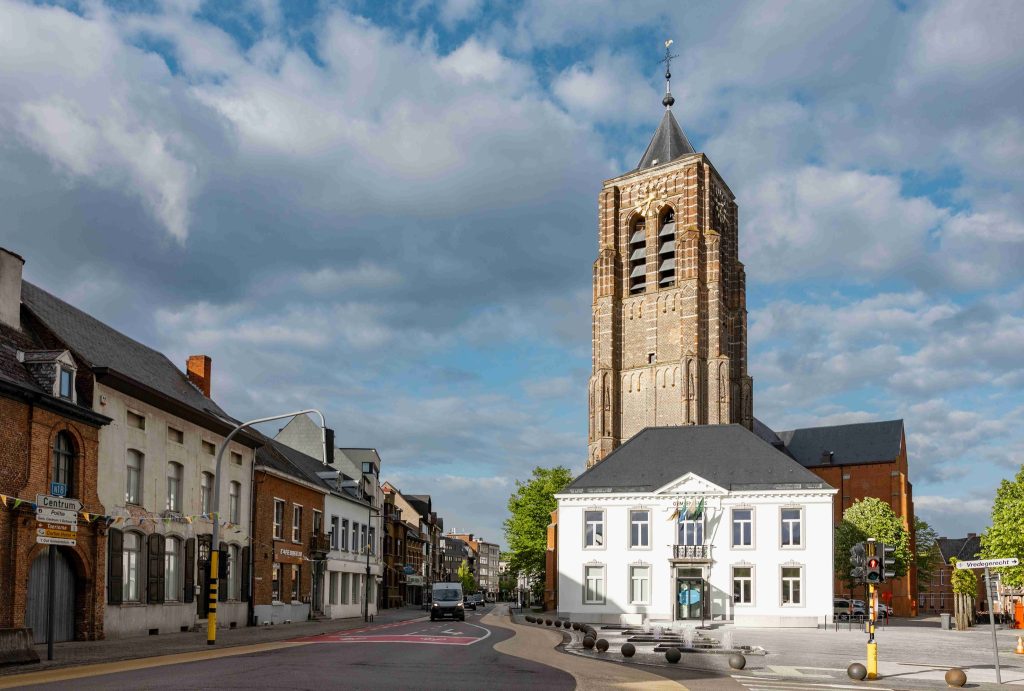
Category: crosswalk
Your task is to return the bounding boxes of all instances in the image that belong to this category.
[732,674,893,691]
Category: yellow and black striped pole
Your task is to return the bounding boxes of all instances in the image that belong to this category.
[207,550,219,645]
[866,582,877,678]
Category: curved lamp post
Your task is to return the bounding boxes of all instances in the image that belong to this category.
[207,409,331,645]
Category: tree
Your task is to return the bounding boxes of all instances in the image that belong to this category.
[503,466,574,579]
[950,558,978,631]
[457,559,476,594]
[915,518,941,593]
[980,465,1024,589]
[833,498,912,597]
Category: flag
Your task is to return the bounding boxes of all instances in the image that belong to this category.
[694,498,705,519]
[0,494,8,508]
[13,498,22,509]
[667,503,680,522]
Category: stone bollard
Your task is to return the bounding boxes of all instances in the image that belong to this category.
[545,619,553,626]
[665,647,681,663]
[583,636,595,650]
[847,663,867,681]
[729,653,746,670]
[621,642,636,658]
[596,639,609,652]
[554,620,562,628]
[944,668,966,688]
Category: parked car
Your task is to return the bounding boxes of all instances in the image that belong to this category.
[834,598,866,620]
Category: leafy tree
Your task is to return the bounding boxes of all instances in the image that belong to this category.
[834,519,866,596]
[457,559,476,593]
[833,498,912,597]
[950,558,978,630]
[915,518,941,593]
[980,465,1024,589]
[503,465,574,579]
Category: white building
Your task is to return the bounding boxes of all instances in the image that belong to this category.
[556,425,836,628]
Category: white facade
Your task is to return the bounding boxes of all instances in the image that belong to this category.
[95,382,255,637]
[322,490,381,619]
[556,472,836,627]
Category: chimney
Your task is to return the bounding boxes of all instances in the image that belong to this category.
[0,248,25,331]
[966,532,977,539]
[187,355,212,397]
[820,451,834,465]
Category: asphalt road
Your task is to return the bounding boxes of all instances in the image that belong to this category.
[25,608,576,691]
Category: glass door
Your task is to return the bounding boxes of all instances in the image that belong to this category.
[676,577,705,620]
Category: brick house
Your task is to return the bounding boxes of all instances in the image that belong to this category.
[919,534,987,615]
[0,248,112,642]
[251,439,327,624]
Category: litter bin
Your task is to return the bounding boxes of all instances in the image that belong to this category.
[940,613,952,630]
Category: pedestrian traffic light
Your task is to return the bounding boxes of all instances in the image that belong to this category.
[849,542,866,582]
[879,543,897,582]
[865,540,882,584]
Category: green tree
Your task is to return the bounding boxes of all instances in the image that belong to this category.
[503,465,574,579]
[833,498,912,597]
[980,465,1024,589]
[950,558,978,630]
[915,517,941,593]
[457,559,476,593]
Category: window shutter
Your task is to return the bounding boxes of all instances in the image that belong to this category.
[183,538,195,603]
[147,533,165,604]
[218,542,228,601]
[108,529,123,605]
[240,546,250,602]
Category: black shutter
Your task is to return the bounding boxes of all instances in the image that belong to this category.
[240,546,250,602]
[147,533,165,604]
[183,538,195,603]
[108,529,123,605]
[218,542,229,601]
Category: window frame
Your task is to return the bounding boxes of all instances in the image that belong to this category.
[58,367,73,399]
[340,518,349,551]
[629,564,651,605]
[52,432,75,498]
[292,504,303,543]
[273,499,285,540]
[731,507,754,549]
[166,461,183,512]
[271,562,282,601]
[780,507,804,549]
[330,516,339,550]
[678,518,704,546]
[125,449,143,505]
[229,481,241,524]
[583,509,605,550]
[583,564,606,605]
[629,509,651,550]
[164,536,182,602]
[200,472,214,515]
[781,565,804,606]
[123,531,142,603]
[732,565,754,606]
[290,564,301,601]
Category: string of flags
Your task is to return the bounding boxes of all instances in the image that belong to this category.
[0,493,245,534]
[667,497,705,522]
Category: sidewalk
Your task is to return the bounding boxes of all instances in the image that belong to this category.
[0,607,426,676]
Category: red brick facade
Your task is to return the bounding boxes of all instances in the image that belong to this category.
[0,395,109,640]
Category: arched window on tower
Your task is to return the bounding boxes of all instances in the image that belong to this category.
[628,217,646,294]
[658,208,676,288]
[52,431,76,498]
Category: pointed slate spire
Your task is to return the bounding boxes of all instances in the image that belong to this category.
[635,40,695,171]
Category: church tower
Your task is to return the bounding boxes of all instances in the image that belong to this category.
[587,44,753,468]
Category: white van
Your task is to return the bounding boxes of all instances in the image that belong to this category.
[430,582,465,622]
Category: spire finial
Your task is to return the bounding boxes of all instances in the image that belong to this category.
[659,39,678,109]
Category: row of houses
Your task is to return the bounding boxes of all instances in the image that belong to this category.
[0,247,489,642]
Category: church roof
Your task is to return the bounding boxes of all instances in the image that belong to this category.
[776,419,904,468]
[635,108,695,172]
[563,424,830,494]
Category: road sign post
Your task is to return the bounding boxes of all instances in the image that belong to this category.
[956,558,1018,685]
[34,494,80,662]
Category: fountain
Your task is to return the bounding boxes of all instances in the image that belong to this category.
[722,630,734,651]
[682,626,695,649]
[653,625,663,641]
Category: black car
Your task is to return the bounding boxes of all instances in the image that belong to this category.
[463,596,477,610]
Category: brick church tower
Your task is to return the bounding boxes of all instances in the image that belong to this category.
[587,52,753,467]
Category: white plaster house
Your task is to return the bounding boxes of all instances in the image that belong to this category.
[21,284,259,638]
[556,425,836,628]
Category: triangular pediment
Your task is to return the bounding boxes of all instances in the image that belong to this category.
[654,472,727,496]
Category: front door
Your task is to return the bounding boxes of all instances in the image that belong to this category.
[676,577,705,620]
[26,548,76,643]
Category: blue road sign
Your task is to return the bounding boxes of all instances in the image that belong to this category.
[50,482,67,498]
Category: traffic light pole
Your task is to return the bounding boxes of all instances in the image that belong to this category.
[866,582,877,679]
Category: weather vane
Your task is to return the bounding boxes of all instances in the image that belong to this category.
[659,39,678,109]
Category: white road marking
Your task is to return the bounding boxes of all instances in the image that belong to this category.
[733,678,892,691]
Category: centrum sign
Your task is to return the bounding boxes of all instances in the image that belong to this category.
[36,494,83,512]
[956,558,1019,569]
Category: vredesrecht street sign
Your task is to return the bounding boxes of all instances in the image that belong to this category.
[955,558,1019,569]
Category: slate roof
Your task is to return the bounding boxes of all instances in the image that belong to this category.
[255,436,331,493]
[937,535,982,563]
[20,281,231,421]
[635,109,696,172]
[776,420,904,468]
[564,424,831,494]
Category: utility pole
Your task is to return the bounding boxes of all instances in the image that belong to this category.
[866,538,878,679]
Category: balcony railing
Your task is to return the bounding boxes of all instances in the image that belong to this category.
[672,544,711,561]
[309,533,331,555]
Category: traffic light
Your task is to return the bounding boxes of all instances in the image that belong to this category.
[879,543,897,582]
[865,540,882,584]
[849,542,866,582]
[323,427,335,464]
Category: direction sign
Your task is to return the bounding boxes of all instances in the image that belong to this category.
[37,535,76,547]
[37,526,77,541]
[36,507,78,525]
[37,523,78,533]
[956,558,1019,569]
[36,494,82,513]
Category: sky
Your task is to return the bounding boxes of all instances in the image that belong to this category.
[0,0,1021,549]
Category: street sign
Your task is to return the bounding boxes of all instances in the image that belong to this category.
[50,482,66,497]
[36,494,82,513]
[36,507,78,525]
[37,535,76,546]
[37,523,77,533]
[37,526,77,541]
[956,558,1019,569]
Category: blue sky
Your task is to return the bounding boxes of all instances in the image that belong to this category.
[1,0,1021,548]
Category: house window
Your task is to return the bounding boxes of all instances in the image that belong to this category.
[630,510,650,548]
[733,566,753,605]
[166,462,183,512]
[313,510,323,536]
[584,510,604,548]
[781,566,803,605]
[781,508,802,547]
[341,519,349,550]
[329,572,339,605]
[167,426,184,444]
[125,449,143,505]
[629,565,650,605]
[52,432,75,497]
[273,500,284,540]
[123,532,142,602]
[229,481,241,523]
[584,565,605,604]
[368,527,375,555]
[340,573,350,605]
[126,410,145,430]
[59,368,73,399]
[271,563,281,601]
[679,519,704,546]
[351,522,358,552]
[230,451,242,466]
[165,536,181,602]
[732,508,753,547]
[330,516,339,549]
[290,564,301,601]
[361,524,367,553]
[202,440,215,456]
[292,505,303,543]
[200,472,214,515]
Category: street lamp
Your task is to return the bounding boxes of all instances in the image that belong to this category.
[362,460,380,622]
[207,409,332,646]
